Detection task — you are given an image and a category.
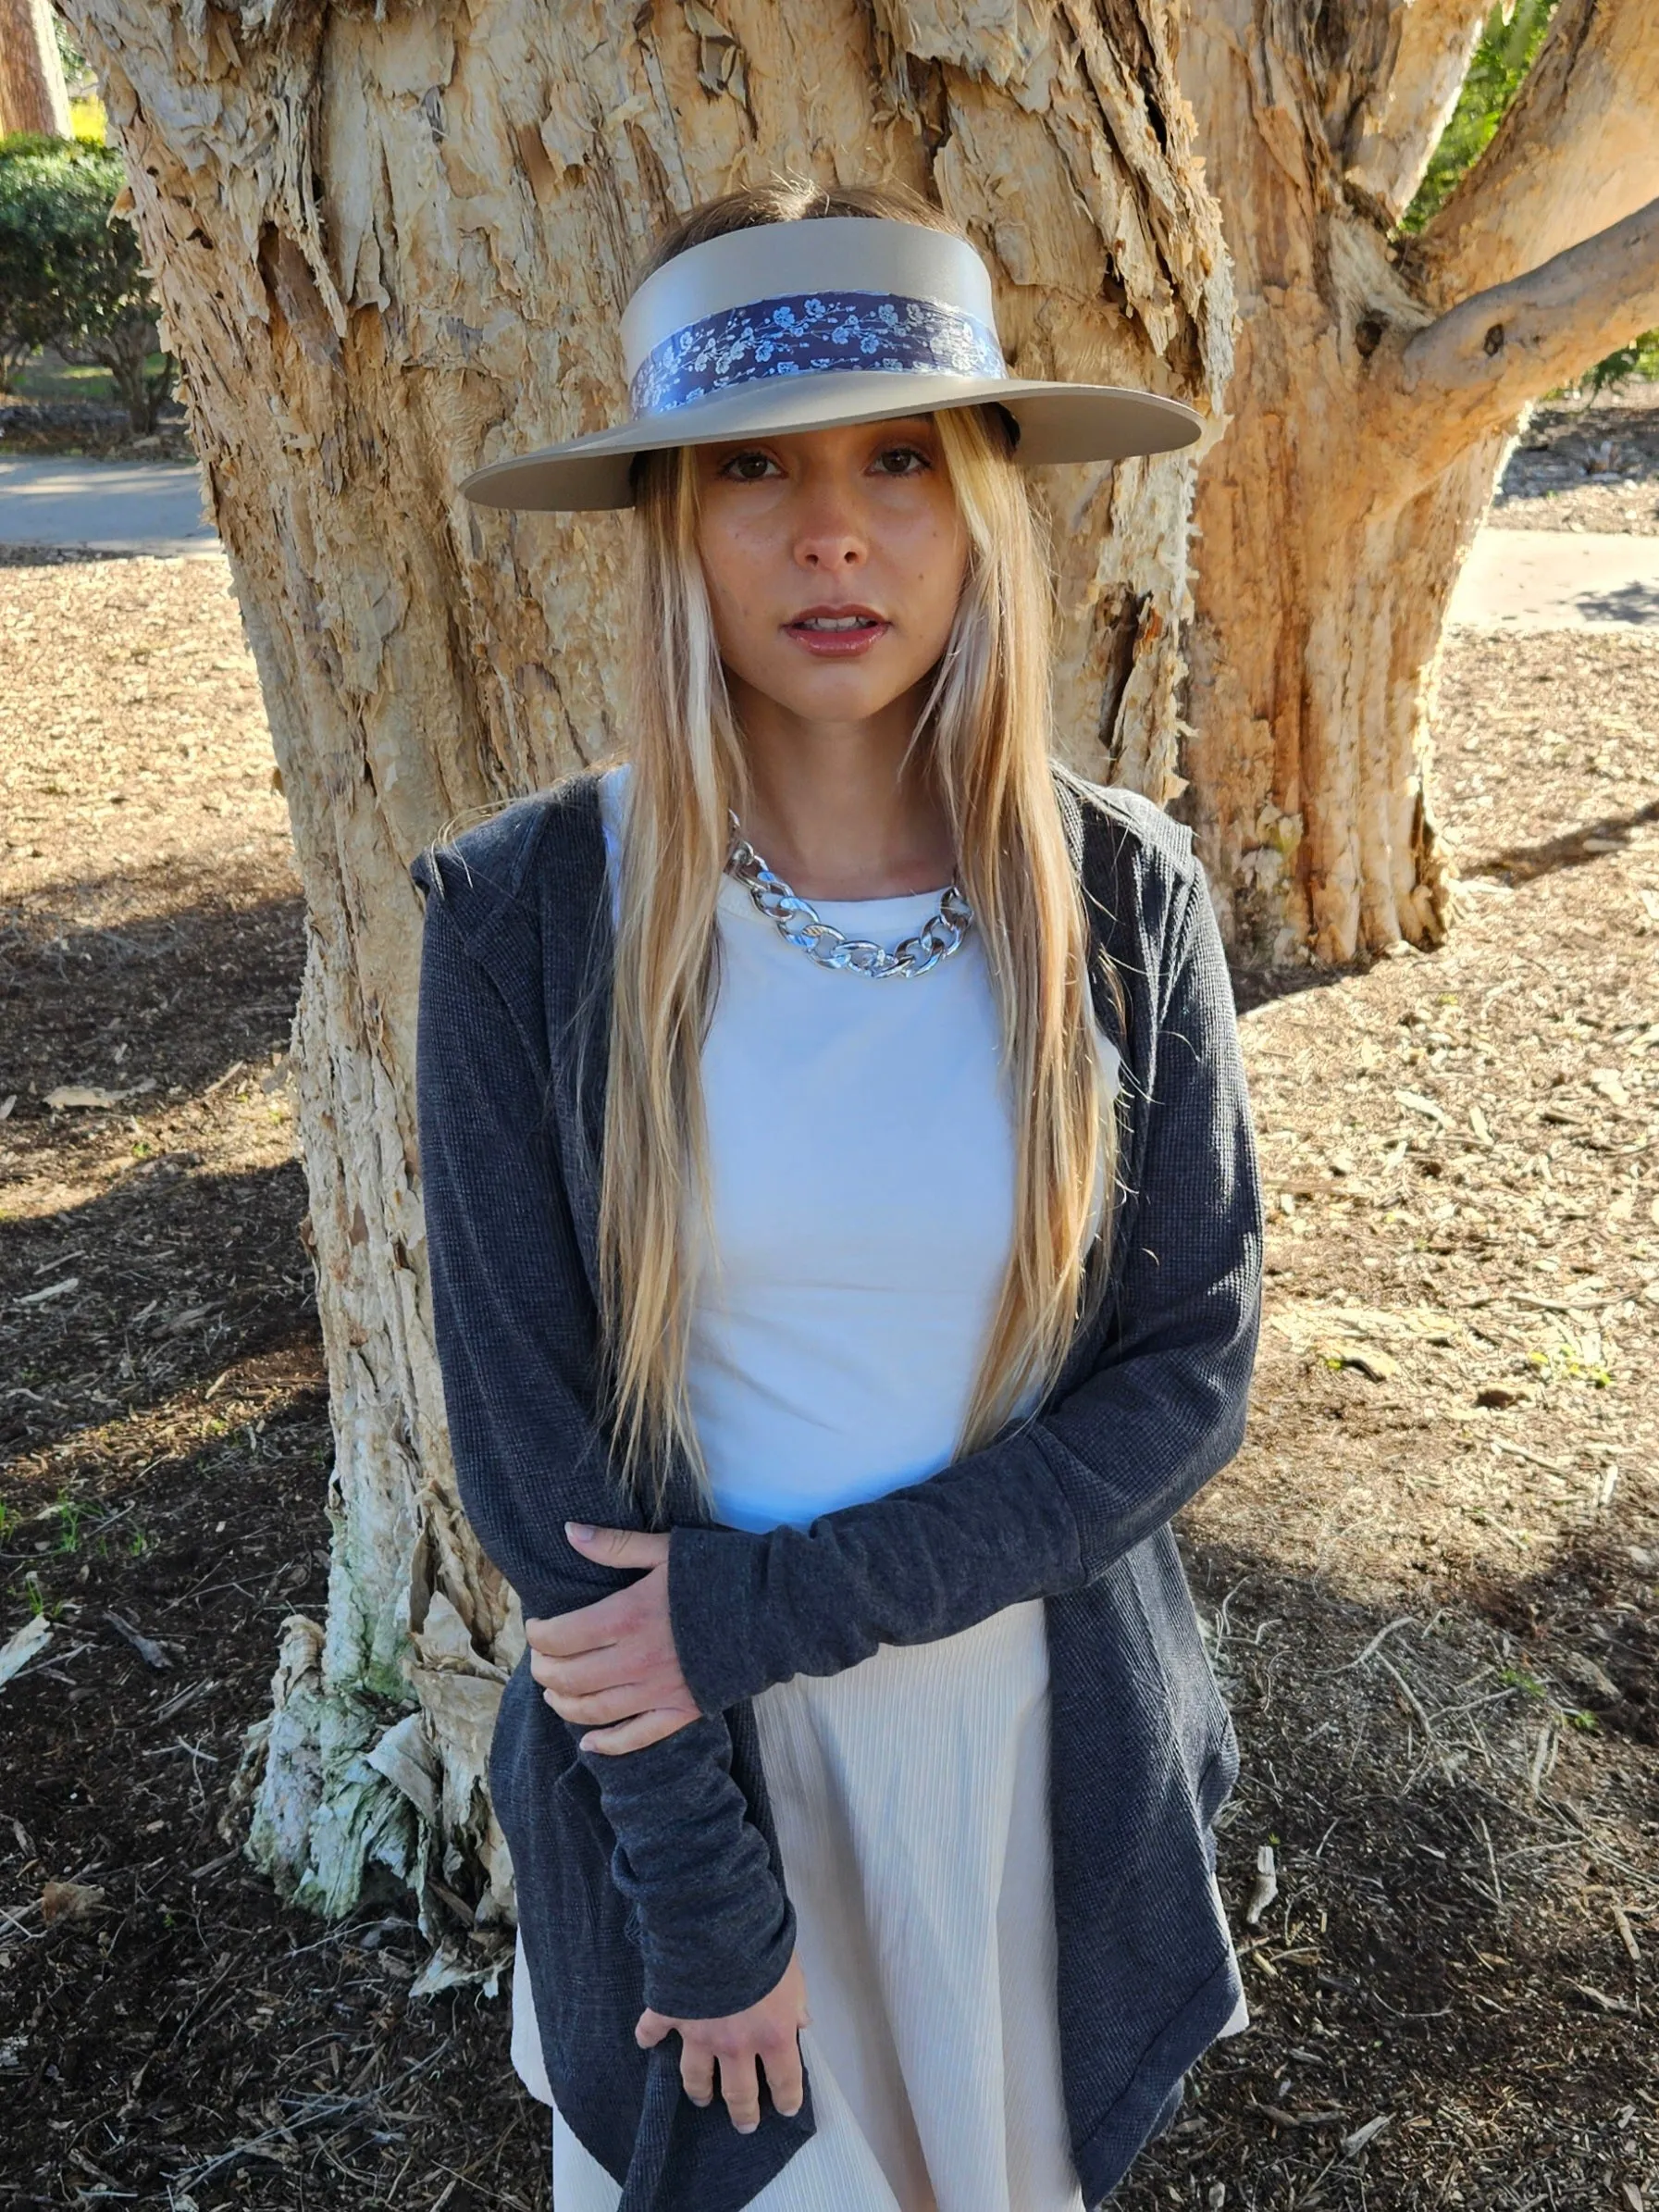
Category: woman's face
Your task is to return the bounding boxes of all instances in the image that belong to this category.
[691,414,971,732]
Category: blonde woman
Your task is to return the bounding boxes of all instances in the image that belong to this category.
[411,181,1262,2212]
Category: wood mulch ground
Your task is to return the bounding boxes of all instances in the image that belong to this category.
[1,550,1655,2209]
[1488,384,1659,537]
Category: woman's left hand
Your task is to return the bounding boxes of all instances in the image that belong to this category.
[523,1525,701,1754]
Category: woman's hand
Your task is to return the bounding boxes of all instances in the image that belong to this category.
[523,1525,701,1753]
[637,1946,811,2132]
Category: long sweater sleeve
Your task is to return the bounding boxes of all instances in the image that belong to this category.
[411,854,797,2021]
[665,866,1262,1715]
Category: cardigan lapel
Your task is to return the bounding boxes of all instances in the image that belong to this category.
[534,774,613,1308]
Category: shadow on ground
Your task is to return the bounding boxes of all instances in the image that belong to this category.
[1462,797,1659,885]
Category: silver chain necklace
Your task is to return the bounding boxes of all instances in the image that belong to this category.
[724,810,974,979]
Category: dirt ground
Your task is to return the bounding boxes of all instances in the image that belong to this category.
[1,546,1656,2210]
[1489,384,1659,536]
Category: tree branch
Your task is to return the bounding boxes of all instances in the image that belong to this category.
[1409,0,1659,308]
[1379,194,1659,478]
[1342,0,1491,227]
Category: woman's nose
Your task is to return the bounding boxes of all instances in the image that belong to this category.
[791,483,867,569]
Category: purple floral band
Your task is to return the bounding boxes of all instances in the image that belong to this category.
[628,290,1008,417]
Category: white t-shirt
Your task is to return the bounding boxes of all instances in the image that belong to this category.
[597,764,1119,1535]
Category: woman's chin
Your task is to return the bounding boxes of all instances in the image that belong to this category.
[738,662,927,731]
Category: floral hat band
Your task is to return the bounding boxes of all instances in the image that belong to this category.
[459,215,1203,514]
[627,291,1008,416]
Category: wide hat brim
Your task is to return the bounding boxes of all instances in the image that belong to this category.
[459,370,1203,513]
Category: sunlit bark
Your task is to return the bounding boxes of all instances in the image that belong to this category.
[0,0,71,137]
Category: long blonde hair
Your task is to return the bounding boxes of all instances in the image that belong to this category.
[600,180,1117,1522]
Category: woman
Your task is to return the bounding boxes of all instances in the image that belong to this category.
[410,180,1262,2212]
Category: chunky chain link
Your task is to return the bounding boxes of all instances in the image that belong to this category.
[724,811,974,979]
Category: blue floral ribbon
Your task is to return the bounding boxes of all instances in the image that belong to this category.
[629,290,1007,417]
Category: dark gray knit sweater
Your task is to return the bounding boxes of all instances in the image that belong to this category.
[408,764,1262,2212]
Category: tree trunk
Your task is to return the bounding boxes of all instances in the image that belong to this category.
[56,0,1232,1952]
[1179,0,1659,963]
[0,0,72,136]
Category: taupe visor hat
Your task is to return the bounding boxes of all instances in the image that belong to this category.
[458,216,1202,512]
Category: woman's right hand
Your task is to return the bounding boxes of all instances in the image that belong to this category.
[635,1947,811,2132]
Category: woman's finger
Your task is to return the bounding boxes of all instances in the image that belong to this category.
[564,1523,670,1569]
[761,2031,805,2120]
[540,1668,681,1724]
[577,1704,699,1754]
[530,1641,648,1697]
[522,1597,626,1657]
[717,2047,761,2135]
[540,1682,641,1723]
[531,1651,629,1701]
[679,2042,716,2107]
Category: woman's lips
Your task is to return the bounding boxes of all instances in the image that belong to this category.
[782,615,891,657]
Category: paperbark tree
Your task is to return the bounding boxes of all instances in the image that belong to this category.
[1177,0,1659,963]
[54,0,1232,1949]
[0,0,72,136]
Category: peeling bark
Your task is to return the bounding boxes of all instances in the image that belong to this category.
[56,0,1232,1943]
[1180,0,1659,964]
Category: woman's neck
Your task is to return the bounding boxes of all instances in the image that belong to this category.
[727,678,956,901]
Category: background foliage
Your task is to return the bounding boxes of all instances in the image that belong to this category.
[0,130,172,427]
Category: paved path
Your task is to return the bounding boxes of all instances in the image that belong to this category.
[1447,526,1659,630]
[0,454,219,558]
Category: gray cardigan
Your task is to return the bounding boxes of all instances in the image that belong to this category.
[408,764,1262,2212]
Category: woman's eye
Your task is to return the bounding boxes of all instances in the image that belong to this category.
[719,450,781,481]
[874,445,929,476]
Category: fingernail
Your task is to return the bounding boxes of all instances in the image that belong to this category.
[566,1522,595,1541]
[737,2122,757,2135]
[690,2094,711,2106]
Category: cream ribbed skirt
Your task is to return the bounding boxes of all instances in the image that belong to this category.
[511,1597,1088,2212]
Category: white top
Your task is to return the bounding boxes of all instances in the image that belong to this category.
[597,764,1119,1536]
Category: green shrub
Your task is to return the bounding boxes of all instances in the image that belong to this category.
[0,131,66,387]
[1582,328,1659,393]
[0,131,175,429]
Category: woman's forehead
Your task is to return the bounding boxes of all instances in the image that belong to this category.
[697,414,941,458]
